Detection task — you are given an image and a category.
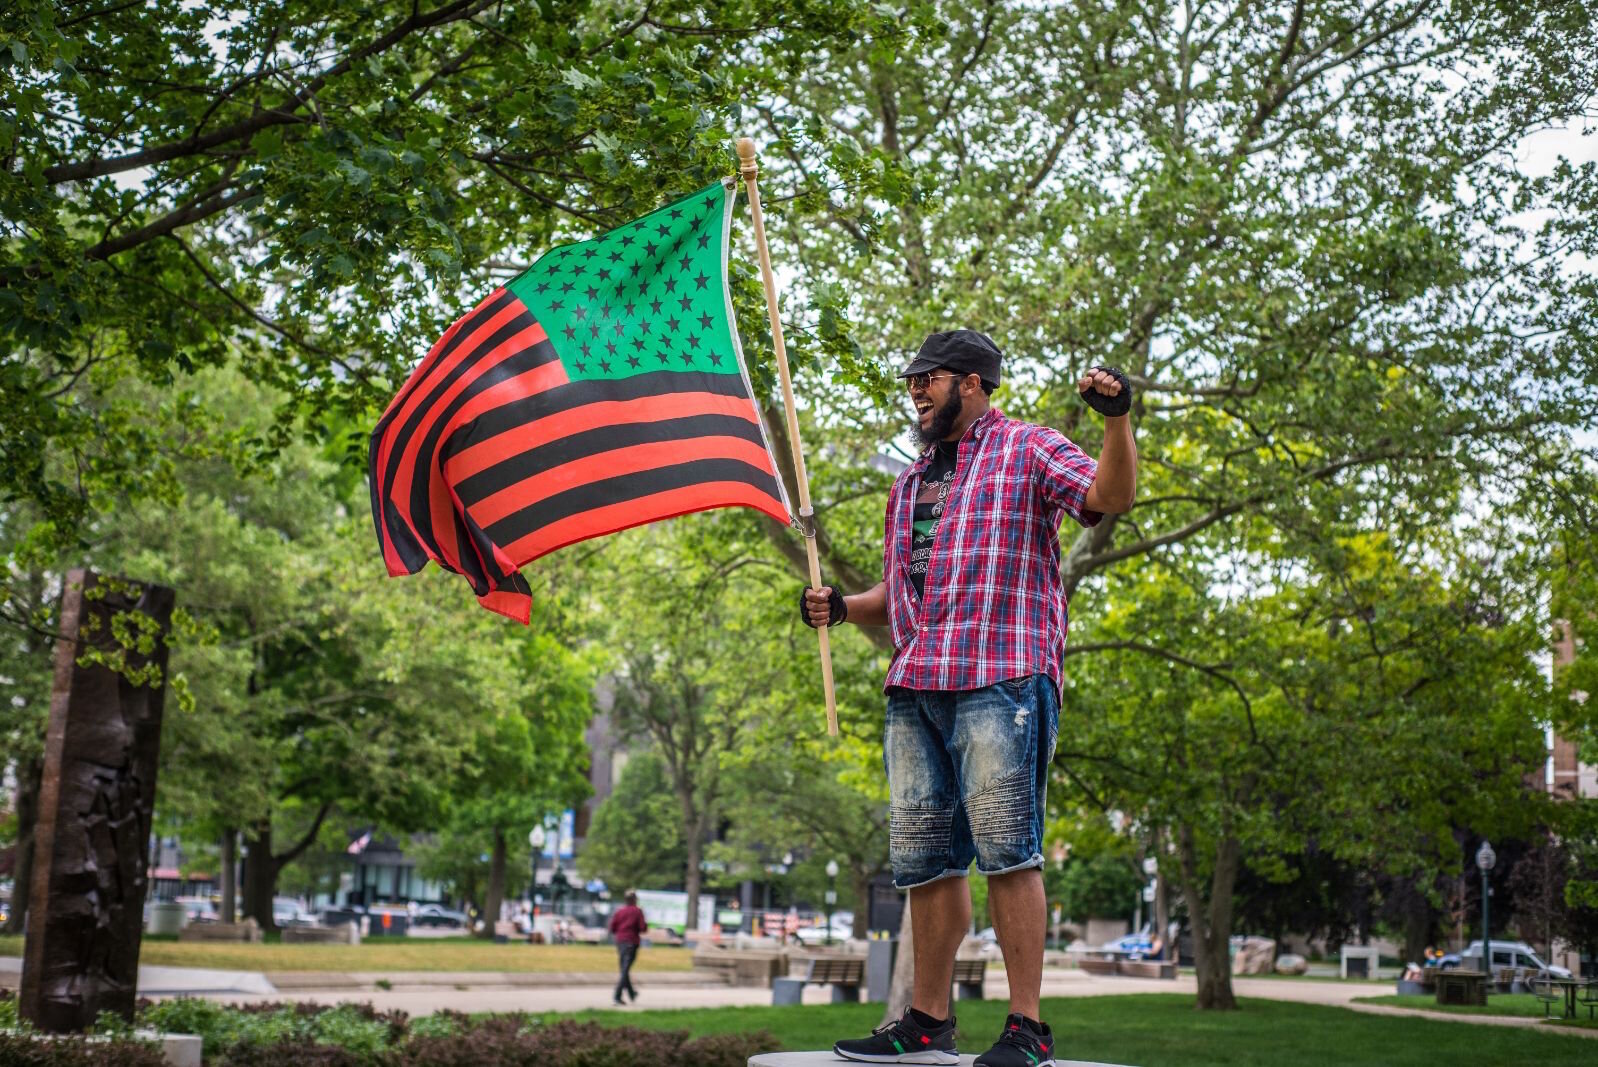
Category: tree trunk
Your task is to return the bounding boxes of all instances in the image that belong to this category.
[242,821,279,934]
[1395,878,1433,967]
[219,828,237,924]
[1178,823,1240,1011]
[884,894,915,1022]
[2,757,42,935]
[683,818,704,937]
[479,827,507,939]
[850,870,874,937]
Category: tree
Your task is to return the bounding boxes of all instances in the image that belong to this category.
[743,0,1598,1011]
[579,750,690,893]
[1062,537,1553,1006]
[713,745,891,926]
[1056,854,1143,926]
[0,366,601,930]
[0,0,905,543]
[592,508,886,933]
[431,636,595,937]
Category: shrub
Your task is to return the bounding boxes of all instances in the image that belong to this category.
[136,999,404,1062]
[210,1039,374,1067]
[0,1031,168,1067]
[400,1016,780,1067]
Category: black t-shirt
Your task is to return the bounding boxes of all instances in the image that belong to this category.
[907,440,959,599]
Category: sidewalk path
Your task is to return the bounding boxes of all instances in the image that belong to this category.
[6,955,1593,1039]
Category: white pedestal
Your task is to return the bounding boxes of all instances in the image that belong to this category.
[1339,944,1379,980]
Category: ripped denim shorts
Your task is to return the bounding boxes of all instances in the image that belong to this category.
[883,674,1058,889]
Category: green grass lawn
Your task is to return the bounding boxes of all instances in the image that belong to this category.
[0,935,693,974]
[1357,992,1598,1029]
[535,995,1594,1066]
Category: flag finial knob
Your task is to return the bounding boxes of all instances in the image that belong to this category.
[737,137,758,178]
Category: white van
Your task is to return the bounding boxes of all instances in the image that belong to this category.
[1449,940,1572,979]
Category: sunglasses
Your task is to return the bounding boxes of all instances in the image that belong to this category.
[904,371,965,392]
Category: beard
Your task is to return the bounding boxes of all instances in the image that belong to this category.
[914,388,966,446]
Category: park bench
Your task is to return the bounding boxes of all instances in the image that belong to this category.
[1117,960,1177,980]
[1079,958,1118,976]
[178,920,261,943]
[771,956,865,1004]
[1581,979,1598,1020]
[282,924,358,945]
[953,958,987,1000]
[1531,975,1562,1018]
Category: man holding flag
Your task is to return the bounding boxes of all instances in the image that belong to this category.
[803,331,1137,1067]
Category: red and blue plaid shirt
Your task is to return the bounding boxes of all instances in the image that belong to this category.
[883,407,1101,694]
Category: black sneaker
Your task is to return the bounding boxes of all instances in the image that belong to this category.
[973,1013,1055,1067]
[833,1007,959,1064]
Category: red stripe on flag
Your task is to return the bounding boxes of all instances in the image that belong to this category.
[374,290,521,509]
[389,319,550,573]
[372,290,496,429]
[498,481,791,565]
[477,587,533,625]
[445,390,767,485]
[435,359,571,448]
[467,436,779,529]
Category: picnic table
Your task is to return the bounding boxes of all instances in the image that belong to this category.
[1531,976,1598,1020]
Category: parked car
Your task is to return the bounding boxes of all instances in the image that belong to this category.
[273,897,315,927]
[411,903,470,929]
[1438,941,1571,979]
[794,914,853,945]
[173,895,217,923]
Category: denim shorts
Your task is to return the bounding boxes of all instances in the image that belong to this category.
[883,674,1058,889]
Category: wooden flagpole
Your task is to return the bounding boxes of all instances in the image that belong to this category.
[737,137,839,737]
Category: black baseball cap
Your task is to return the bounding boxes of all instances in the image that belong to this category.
[897,329,1003,390]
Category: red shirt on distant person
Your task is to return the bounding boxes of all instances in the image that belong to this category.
[609,900,647,945]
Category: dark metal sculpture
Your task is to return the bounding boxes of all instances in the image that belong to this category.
[19,570,174,1031]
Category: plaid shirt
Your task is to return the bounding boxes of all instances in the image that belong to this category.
[882,407,1100,693]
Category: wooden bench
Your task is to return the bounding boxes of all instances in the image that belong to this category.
[178,920,261,943]
[1581,979,1598,1020]
[772,956,867,1005]
[282,924,358,945]
[1079,958,1118,976]
[1531,976,1563,1018]
[953,958,987,1000]
[1117,960,1177,980]
[806,956,865,1002]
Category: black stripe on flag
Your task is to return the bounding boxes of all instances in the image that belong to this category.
[449,369,754,449]
[454,412,771,506]
[485,457,785,545]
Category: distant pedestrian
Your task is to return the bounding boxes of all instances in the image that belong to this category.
[607,891,648,1005]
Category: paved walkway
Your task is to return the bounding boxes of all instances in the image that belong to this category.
[4,957,1593,1039]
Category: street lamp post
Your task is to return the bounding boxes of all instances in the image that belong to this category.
[1476,840,1496,991]
[824,859,839,947]
[528,826,547,917]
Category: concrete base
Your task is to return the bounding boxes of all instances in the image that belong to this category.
[750,1054,1129,1067]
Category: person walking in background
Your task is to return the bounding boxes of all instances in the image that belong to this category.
[608,891,648,1006]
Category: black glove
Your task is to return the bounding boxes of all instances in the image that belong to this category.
[1080,365,1133,417]
[799,586,847,628]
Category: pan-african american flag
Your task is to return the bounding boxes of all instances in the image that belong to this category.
[369,181,792,622]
